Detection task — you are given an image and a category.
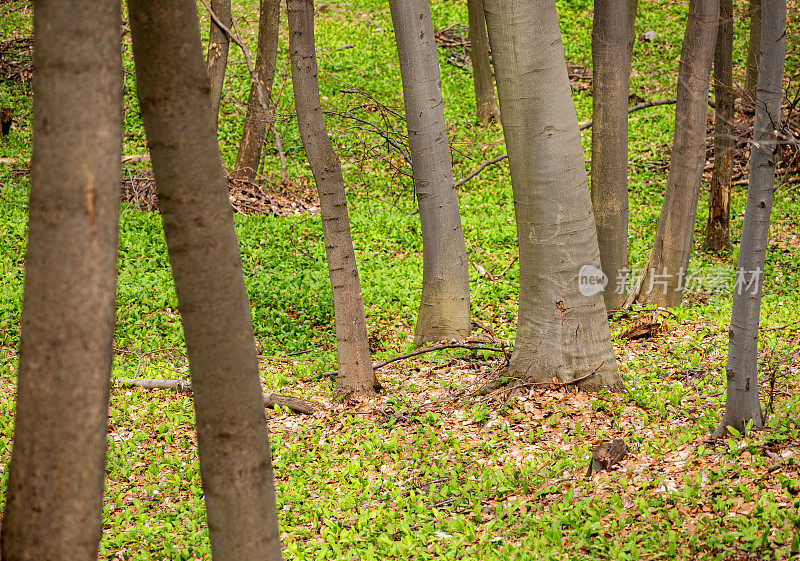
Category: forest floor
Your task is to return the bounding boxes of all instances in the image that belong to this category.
[1,0,800,559]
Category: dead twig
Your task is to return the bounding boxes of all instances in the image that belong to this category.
[115,378,317,414]
[455,98,679,188]
[322,338,509,378]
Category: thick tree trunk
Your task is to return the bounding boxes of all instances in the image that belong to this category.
[206,0,232,128]
[127,2,283,559]
[388,0,471,346]
[287,0,379,397]
[590,0,635,311]
[483,0,621,392]
[715,0,784,437]
[467,0,499,125]
[0,1,121,559]
[635,0,718,307]
[627,0,639,64]
[745,0,761,101]
[233,0,281,182]
[704,0,734,252]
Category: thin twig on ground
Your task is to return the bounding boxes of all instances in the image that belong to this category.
[115,378,317,414]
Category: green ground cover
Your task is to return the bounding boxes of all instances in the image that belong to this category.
[1,0,799,558]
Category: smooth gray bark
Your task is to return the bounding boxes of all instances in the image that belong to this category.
[206,0,232,128]
[591,0,636,311]
[234,0,281,181]
[636,0,719,306]
[127,2,283,559]
[483,0,621,392]
[388,0,471,346]
[467,0,500,125]
[715,0,785,437]
[745,0,761,101]
[287,0,380,397]
[0,1,121,558]
[704,0,735,252]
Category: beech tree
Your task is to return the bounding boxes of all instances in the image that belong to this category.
[745,0,761,101]
[715,0,785,437]
[482,0,621,392]
[234,0,281,181]
[0,1,121,558]
[590,0,637,311]
[467,0,499,125]
[127,1,282,558]
[635,0,719,306]
[206,0,232,127]
[287,0,380,396]
[388,0,471,345]
[704,0,734,252]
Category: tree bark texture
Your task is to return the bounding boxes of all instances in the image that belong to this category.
[627,0,639,64]
[206,0,231,128]
[127,2,283,559]
[287,0,380,397]
[745,0,761,101]
[0,1,121,559]
[635,0,718,307]
[591,0,635,311]
[467,0,499,125]
[388,0,471,346]
[715,0,784,437]
[233,0,281,181]
[483,0,621,392]
[704,0,735,252]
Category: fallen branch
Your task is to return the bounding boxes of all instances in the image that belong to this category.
[115,378,317,414]
[455,98,678,188]
[322,338,509,378]
[759,319,800,331]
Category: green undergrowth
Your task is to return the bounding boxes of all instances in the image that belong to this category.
[1,0,800,558]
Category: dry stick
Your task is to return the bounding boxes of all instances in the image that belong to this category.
[321,340,509,378]
[454,98,678,188]
[115,378,317,414]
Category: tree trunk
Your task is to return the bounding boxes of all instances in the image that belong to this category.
[704,0,734,252]
[233,0,281,182]
[127,2,283,559]
[482,0,621,392]
[388,0,471,346]
[467,0,499,125]
[715,0,784,437]
[287,0,379,397]
[590,0,635,311]
[627,0,639,64]
[0,1,121,559]
[635,0,718,307]
[206,0,232,128]
[745,0,761,102]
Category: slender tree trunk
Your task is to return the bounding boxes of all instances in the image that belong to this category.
[745,0,761,102]
[591,0,635,311]
[704,0,735,252]
[233,0,281,181]
[715,0,784,437]
[127,2,282,559]
[388,0,471,346]
[483,0,621,392]
[467,0,499,125]
[0,1,121,558]
[287,0,379,397]
[635,0,718,307]
[206,0,232,128]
